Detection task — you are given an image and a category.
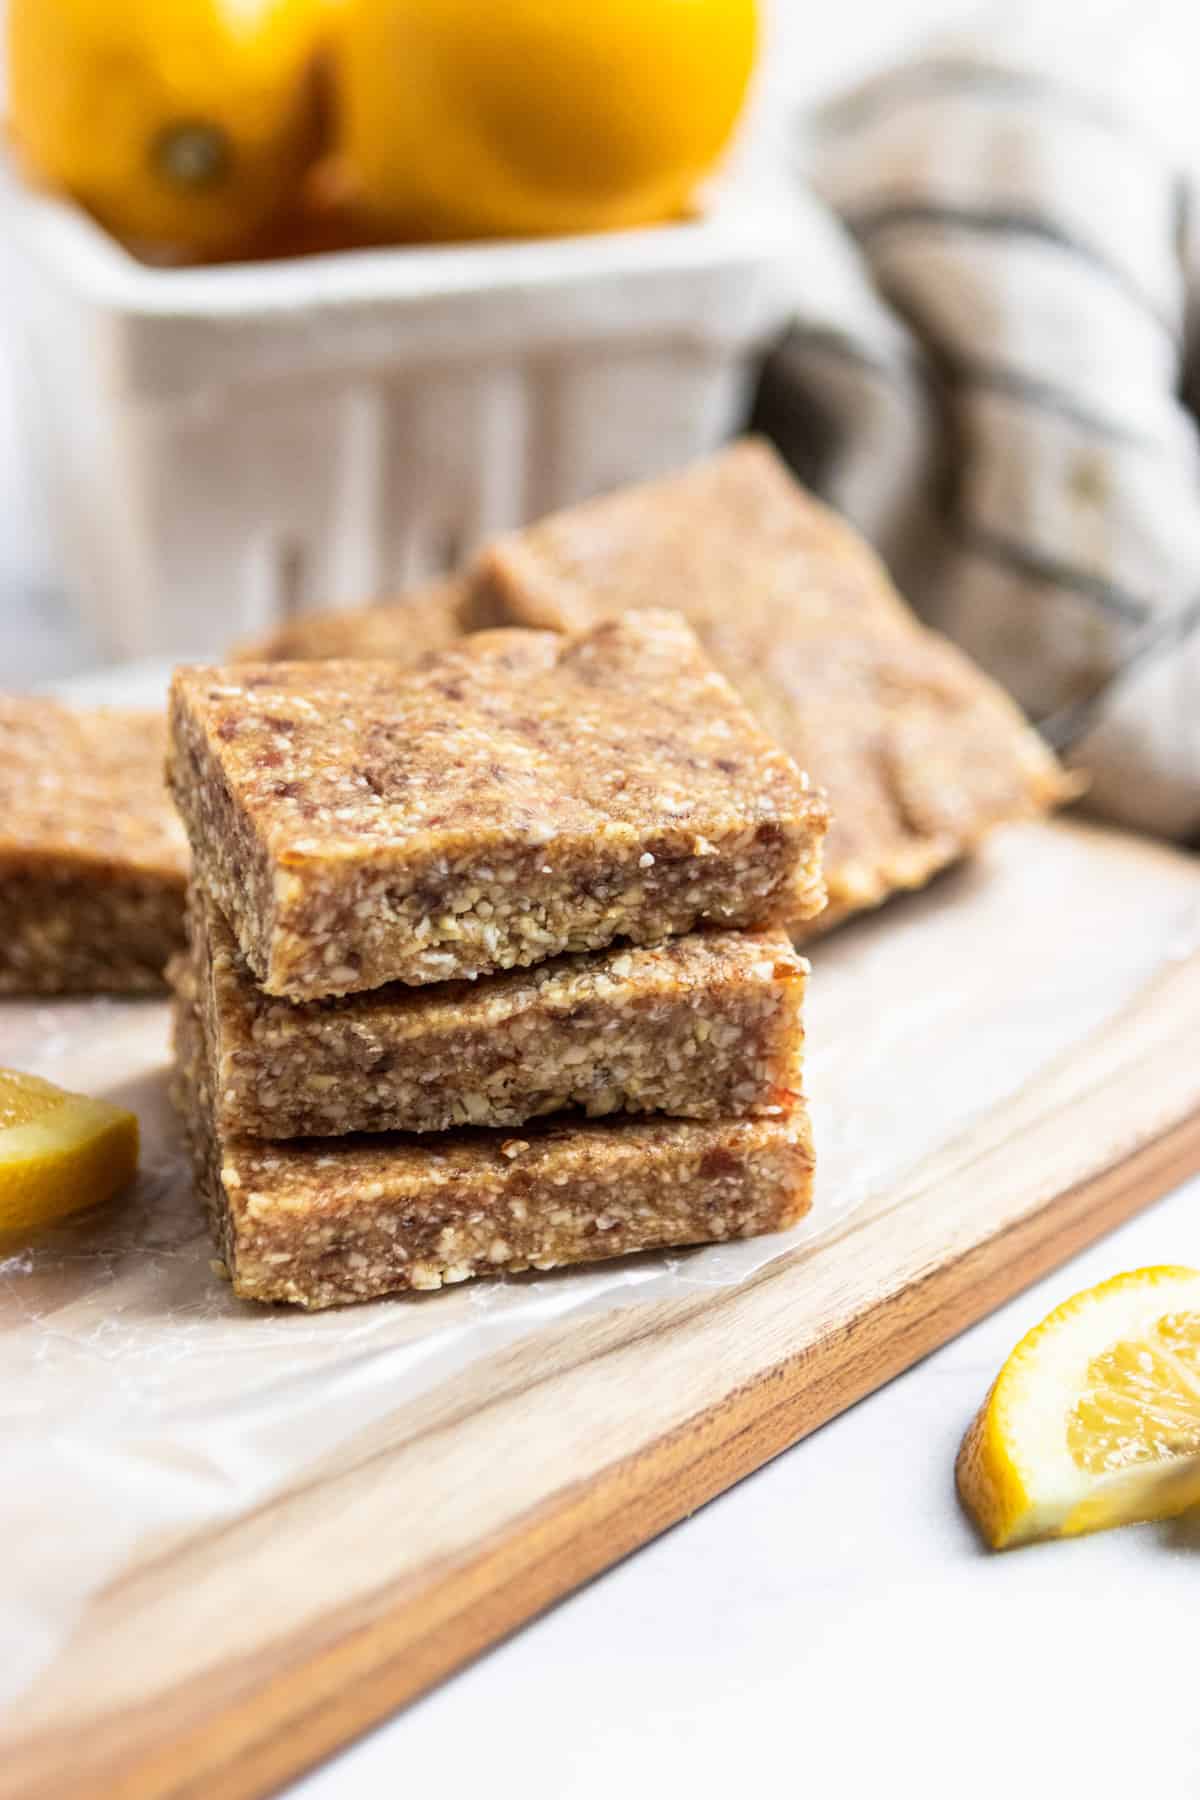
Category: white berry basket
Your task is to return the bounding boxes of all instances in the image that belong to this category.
[1,149,794,660]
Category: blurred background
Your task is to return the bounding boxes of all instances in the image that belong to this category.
[6,0,1200,820]
[0,0,990,682]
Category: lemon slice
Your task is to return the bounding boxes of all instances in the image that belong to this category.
[0,1067,139,1236]
[957,1265,1200,1548]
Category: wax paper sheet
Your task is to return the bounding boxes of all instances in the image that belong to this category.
[2,820,1199,1715]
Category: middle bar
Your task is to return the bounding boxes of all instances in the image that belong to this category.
[190,887,807,1140]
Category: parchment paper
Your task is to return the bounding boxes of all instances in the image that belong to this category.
[3,820,1198,1712]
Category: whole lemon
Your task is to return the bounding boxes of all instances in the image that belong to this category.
[8,0,329,260]
[334,0,759,241]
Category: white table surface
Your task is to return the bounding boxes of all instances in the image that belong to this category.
[287,1189,1200,1800]
[5,3,1198,1792]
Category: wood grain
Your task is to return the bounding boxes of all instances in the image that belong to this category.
[3,819,1200,1799]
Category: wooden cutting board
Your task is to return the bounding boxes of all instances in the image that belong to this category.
[4,817,1200,1800]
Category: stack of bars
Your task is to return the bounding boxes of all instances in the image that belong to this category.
[167,611,829,1308]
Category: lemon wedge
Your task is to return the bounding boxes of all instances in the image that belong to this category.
[957,1265,1200,1548]
[0,1067,139,1236]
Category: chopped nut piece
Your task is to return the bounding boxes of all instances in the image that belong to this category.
[169,611,828,999]
[0,698,188,994]
[171,975,815,1310]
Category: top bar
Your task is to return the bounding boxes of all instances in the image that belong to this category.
[169,610,828,999]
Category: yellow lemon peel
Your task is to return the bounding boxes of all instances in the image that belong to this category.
[8,0,328,258]
[0,1068,139,1236]
[334,0,758,241]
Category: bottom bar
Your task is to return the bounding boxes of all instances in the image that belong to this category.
[172,980,814,1310]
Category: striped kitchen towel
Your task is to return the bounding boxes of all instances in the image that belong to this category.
[753,10,1200,839]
